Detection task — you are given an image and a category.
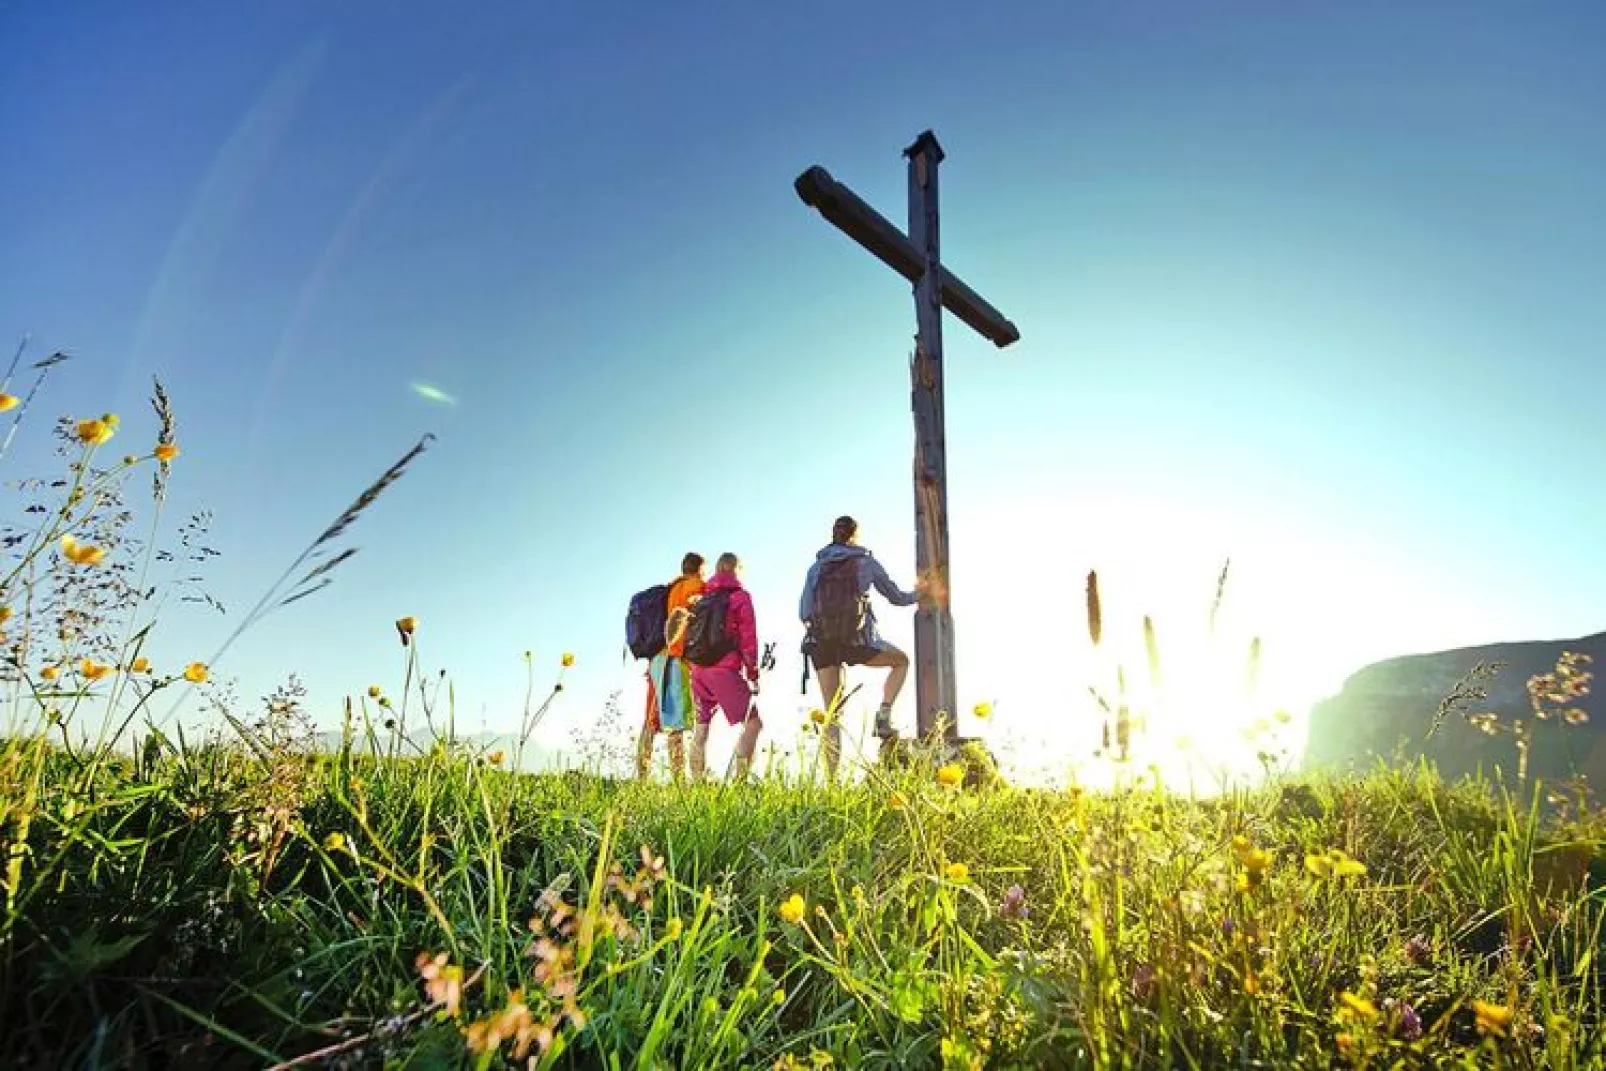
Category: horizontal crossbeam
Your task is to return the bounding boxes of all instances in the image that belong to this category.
[794,165,1020,349]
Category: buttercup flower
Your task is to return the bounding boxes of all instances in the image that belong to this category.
[154,443,179,463]
[1232,835,1272,879]
[323,831,346,852]
[561,652,576,668]
[1338,992,1379,1021]
[973,701,993,719]
[808,708,828,726]
[39,665,59,681]
[129,657,150,673]
[487,750,506,766]
[936,763,963,790]
[944,862,970,883]
[183,662,209,684]
[368,685,382,698]
[1306,848,1367,880]
[0,393,18,412]
[60,535,106,566]
[778,893,807,924]
[79,658,112,682]
[76,417,115,446]
[1473,999,1512,1037]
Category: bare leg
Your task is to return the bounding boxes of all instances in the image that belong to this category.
[816,663,844,781]
[635,726,655,781]
[638,671,660,781]
[690,721,710,781]
[732,713,762,780]
[666,730,685,782]
[866,647,910,708]
[822,722,842,782]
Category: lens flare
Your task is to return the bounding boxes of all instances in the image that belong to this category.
[410,382,457,406]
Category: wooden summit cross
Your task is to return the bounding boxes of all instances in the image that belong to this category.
[794,130,1020,745]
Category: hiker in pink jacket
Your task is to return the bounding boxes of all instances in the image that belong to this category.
[685,552,762,780]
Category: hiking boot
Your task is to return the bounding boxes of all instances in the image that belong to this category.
[873,705,895,739]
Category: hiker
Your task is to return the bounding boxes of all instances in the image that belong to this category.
[683,552,762,780]
[630,553,705,781]
[799,515,930,777]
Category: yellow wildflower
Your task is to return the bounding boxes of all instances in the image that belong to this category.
[60,534,106,566]
[1472,999,1512,1037]
[183,662,209,684]
[665,917,684,940]
[936,763,964,790]
[396,615,418,645]
[972,701,993,719]
[808,708,828,725]
[367,685,382,698]
[778,893,807,924]
[1338,991,1379,1021]
[1232,836,1271,874]
[129,656,150,673]
[1306,848,1367,880]
[0,608,9,626]
[487,750,506,766]
[887,790,908,811]
[1330,851,1367,879]
[0,393,18,412]
[944,862,970,883]
[75,418,115,446]
[561,652,576,668]
[79,658,112,681]
[40,665,59,681]
[323,831,346,852]
[154,443,179,463]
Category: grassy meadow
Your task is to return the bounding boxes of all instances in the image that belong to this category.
[2,369,1604,1068]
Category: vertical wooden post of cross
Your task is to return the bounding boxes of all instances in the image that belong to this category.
[905,132,958,746]
[792,132,1019,749]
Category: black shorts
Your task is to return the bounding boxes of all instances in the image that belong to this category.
[807,638,885,671]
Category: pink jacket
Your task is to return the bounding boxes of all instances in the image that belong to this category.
[698,571,758,676]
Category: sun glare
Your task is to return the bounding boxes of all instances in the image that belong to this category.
[948,494,1336,792]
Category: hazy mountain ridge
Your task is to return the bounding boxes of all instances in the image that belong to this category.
[1304,630,1606,786]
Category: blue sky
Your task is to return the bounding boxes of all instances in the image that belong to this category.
[3,2,1603,779]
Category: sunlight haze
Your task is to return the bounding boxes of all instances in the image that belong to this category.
[4,2,1603,784]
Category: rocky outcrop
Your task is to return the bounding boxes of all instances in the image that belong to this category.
[1303,632,1605,789]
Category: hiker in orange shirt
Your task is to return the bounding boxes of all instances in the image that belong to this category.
[636,553,705,780]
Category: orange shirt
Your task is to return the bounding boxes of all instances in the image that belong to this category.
[665,574,705,658]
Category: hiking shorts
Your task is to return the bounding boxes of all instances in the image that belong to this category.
[645,654,693,733]
[807,637,888,671]
[690,666,757,727]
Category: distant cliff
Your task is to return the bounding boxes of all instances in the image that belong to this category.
[1303,632,1605,788]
